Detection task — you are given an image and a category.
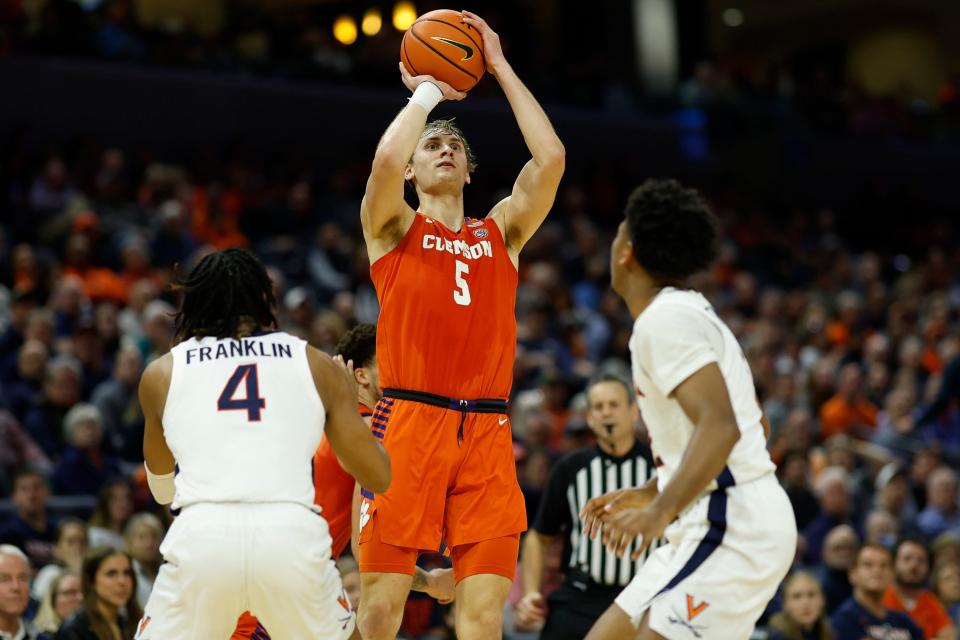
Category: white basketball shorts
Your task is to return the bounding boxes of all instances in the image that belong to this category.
[614,471,796,640]
[135,502,354,639]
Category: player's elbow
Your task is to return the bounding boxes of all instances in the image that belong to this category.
[721,419,742,447]
[539,144,565,173]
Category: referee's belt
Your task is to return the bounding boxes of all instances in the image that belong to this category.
[382,388,508,414]
[381,388,509,446]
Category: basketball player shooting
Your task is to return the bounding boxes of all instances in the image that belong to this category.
[135,249,390,639]
[356,9,565,640]
[580,181,796,640]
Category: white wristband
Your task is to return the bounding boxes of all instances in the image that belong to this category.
[409,81,443,113]
[145,462,176,505]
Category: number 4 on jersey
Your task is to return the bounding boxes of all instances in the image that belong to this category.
[218,364,266,421]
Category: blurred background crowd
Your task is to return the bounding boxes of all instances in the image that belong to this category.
[2,0,960,639]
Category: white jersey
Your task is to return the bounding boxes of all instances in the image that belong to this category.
[163,331,323,510]
[629,287,775,491]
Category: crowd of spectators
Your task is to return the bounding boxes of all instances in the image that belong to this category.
[0,92,959,639]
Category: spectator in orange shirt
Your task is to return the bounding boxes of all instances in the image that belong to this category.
[819,363,878,440]
[191,183,248,249]
[62,233,127,305]
[883,537,956,640]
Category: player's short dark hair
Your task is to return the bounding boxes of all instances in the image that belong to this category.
[893,536,930,564]
[624,179,719,282]
[586,372,634,406]
[172,248,277,342]
[334,323,377,369]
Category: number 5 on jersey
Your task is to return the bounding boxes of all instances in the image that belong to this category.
[218,364,266,421]
[454,260,471,306]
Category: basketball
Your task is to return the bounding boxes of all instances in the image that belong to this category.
[401,9,486,92]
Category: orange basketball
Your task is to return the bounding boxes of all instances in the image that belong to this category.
[400,9,485,92]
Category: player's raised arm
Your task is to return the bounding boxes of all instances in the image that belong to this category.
[361,64,466,248]
[139,354,176,505]
[461,11,565,253]
[308,347,391,494]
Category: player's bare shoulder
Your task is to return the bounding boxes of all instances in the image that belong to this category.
[139,352,174,409]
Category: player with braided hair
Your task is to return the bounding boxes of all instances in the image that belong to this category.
[135,248,390,639]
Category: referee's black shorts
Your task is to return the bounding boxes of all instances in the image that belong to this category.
[539,579,622,640]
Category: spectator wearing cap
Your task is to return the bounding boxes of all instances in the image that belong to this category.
[804,466,854,565]
[815,525,859,614]
[875,462,919,534]
[883,537,956,640]
[819,363,878,440]
[917,468,960,540]
[0,469,58,570]
[0,545,41,640]
[51,404,122,496]
[21,356,83,458]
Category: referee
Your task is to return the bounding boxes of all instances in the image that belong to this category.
[515,373,656,639]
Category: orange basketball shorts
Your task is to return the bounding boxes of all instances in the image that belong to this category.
[358,396,526,574]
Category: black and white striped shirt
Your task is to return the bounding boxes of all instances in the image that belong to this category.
[532,441,656,588]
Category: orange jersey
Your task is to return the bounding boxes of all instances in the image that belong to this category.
[371,214,517,399]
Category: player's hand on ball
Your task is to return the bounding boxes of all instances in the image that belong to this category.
[460,10,506,74]
[424,567,456,604]
[604,504,671,561]
[515,591,547,629]
[399,62,466,101]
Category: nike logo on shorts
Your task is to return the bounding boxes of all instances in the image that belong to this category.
[498,417,508,425]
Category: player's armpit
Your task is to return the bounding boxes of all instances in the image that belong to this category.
[140,354,175,477]
[308,348,391,494]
